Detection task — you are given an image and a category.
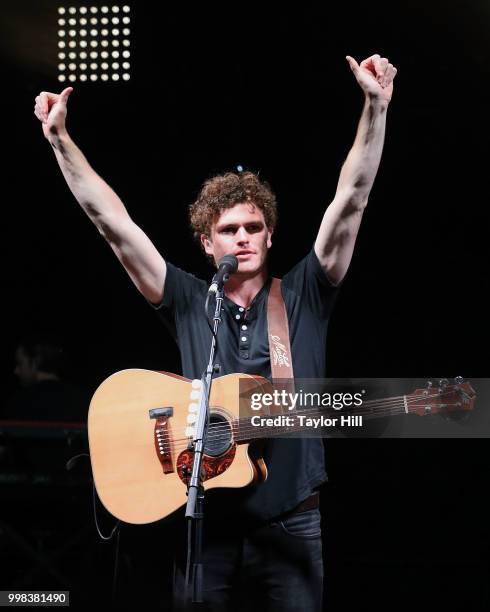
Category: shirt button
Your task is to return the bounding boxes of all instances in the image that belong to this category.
[239,307,244,312]
[241,336,247,342]
[240,350,249,359]
[235,314,241,320]
[241,325,247,331]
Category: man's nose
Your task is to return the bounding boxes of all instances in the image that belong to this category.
[236,227,249,243]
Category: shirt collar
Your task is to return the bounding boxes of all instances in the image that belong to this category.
[223,277,272,322]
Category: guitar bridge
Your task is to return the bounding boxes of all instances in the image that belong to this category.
[150,407,174,474]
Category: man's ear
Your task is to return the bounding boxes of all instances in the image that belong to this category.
[267,228,273,250]
[200,234,213,256]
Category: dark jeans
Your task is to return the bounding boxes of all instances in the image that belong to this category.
[173,505,323,611]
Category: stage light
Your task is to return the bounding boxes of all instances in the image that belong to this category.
[59,74,66,82]
[57,5,132,84]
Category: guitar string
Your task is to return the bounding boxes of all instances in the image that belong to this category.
[160,390,453,438]
[150,390,465,451]
[156,391,461,446]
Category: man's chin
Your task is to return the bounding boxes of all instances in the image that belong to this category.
[236,261,264,276]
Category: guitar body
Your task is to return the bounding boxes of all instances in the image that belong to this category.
[88,369,268,524]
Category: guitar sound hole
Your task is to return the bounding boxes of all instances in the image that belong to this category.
[204,413,232,457]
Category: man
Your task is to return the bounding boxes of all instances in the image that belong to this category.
[34,53,397,610]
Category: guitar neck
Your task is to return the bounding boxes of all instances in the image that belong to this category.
[232,386,473,442]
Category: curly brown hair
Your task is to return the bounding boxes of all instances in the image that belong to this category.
[189,171,278,240]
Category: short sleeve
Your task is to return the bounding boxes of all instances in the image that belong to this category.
[147,262,207,313]
[282,246,340,319]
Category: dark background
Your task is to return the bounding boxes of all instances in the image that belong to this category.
[0,1,488,609]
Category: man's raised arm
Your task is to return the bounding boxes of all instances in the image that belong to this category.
[314,53,398,286]
[34,87,166,304]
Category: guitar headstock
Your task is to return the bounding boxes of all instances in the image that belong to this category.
[408,377,476,417]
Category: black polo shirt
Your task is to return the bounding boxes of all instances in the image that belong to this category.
[150,246,339,521]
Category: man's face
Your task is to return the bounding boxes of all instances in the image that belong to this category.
[201,202,272,275]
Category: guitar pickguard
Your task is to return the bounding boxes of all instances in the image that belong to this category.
[176,445,237,485]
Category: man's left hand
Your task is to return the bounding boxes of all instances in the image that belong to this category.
[346,54,397,103]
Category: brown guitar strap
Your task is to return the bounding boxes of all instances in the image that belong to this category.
[267,278,295,390]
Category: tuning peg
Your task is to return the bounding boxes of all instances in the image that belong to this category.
[454,376,464,385]
[439,378,449,390]
[423,380,433,396]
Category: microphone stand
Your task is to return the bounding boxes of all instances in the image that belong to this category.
[184,286,225,605]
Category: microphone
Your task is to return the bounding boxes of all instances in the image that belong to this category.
[208,254,238,295]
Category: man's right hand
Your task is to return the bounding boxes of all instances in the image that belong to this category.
[34,87,73,142]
